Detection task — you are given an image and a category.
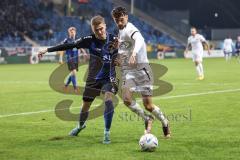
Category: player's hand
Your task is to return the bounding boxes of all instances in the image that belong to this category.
[38,49,47,59]
[129,52,137,66]
[108,38,119,51]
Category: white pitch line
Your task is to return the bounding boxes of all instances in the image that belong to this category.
[156,88,240,100]
[0,88,240,118]
[0,106,80,118]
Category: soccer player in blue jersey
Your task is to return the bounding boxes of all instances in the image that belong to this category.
[62,27,79,93]
[38,16,120,144]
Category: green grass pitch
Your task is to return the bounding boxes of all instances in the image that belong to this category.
[0,58,240,160]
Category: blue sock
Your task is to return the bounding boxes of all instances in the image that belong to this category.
[65,75,72,86]
[71,75,77,89]
[104,100,114,132]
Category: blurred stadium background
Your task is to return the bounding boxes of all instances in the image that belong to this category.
[1,0,240,64]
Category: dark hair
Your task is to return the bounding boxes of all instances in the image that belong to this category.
[191,27,197,30]
[111,6,128,18]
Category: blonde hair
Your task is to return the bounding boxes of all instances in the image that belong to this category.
[91,15,105,27]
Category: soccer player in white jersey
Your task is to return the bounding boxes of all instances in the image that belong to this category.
[223,36,233,62]
[111,7,170,138]
[185,27,210,80]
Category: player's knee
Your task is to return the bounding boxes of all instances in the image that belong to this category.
[124,99,132,106]
[143,102,154,112]
[123,94,132,106]
[71,70,77,75]
[104,92,113,101]
[195,61,201,66]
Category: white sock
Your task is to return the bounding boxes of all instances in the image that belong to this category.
[196,65,201,77]
[198,63,204,76]
[128,101,149,121]
[152,106,168,127]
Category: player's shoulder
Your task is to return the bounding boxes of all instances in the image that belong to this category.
[196,34,204,38]
[125,22,140,38]
[126,22,138,31]
[188,35,193,41]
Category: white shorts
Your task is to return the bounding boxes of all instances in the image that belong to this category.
[122,64,153,96]
[192,51,203,62]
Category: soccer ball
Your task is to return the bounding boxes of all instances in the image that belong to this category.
[139,133,158,152]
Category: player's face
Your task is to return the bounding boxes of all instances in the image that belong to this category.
[68,28,76,38]
[92,23,107,40]
[113,15,128,30]
[191,28,197,36]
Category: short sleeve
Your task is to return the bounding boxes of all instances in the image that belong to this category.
[127,23,139,39]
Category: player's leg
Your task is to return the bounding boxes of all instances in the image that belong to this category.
[195,60,204,80]
[122,87,153,134]
[101,80,119,144]
[58,51,64,64]
[198,61,204,79]
[103,91,115,144]
[65,73,72,88]
[193,52,204,80]
[69,100,92,136]
[142,95,170,138]
[69,82,99,136]
[224,51,228,61]
[65,63,78,92]
[71,68,78,93]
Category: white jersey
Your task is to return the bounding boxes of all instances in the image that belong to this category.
[188,34,206,52]
[118,22,149,70]
[223,38,233,52]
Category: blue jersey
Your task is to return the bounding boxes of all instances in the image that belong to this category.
[49,33,118,82]
[89,34,117,80]
[236,42,240,50]
[62,37,78,63]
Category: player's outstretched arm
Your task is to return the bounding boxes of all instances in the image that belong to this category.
[37,43,76,59]
[38,36,91,59]
[47,43,77,52]
[203,41,211,55]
